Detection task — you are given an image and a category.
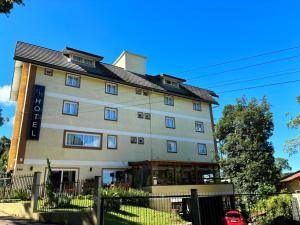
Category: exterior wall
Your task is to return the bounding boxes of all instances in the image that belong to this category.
[143,183,234,195]
[282,179,300,192]
[8,63,30,171]
[292,193,300,221]
[13,65,217,180]
[114,51,146,74]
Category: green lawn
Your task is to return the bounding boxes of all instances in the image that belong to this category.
[105,205,190,225]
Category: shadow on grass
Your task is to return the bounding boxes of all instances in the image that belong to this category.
[114,209,138,217]
[104,212,140,225]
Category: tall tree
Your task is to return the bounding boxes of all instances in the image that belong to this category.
[0,0,23,14]
[284,96,300,155]
[215,97,279,197]
[0,136,11,173]
[275,157,292,175]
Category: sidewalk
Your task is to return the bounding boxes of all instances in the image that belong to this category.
[0,212,57,225]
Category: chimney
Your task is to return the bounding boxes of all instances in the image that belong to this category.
[113,51,146,75]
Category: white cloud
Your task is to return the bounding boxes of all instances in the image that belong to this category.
[9,115,15,126]
[0,85,13,105]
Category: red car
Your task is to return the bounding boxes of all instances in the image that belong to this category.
[224,210,246,225]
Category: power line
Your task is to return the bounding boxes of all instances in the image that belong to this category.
[171,43,300,75]
[207,69,300,89]
[187,53,300,81]
[218,79,300,94]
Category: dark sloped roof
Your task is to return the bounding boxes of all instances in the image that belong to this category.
[14,41,218,104]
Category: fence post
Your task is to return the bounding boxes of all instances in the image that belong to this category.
[95,176,102,225]
[31,172,41,212]
[191,189,201,225]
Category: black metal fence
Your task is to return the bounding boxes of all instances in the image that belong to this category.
[0,173,34,201]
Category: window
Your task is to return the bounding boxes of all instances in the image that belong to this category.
[137,112,144,119]
[66,74,80,88]
[130,137,137,144]
[72,55,94,66]
[44,68,53,76]
[165,117,176,129]
[195,121,204,133]
[104,107,117,121]
[136,88,142,95]
[167,141,177,153]
[107,135,117,149]
[193,102,201,111]
[145,113,151,120]
[198,143,207,155]
[164,96,174,106]
[105,83,118,95]
[138,137,144,144]
[63,101,78,116]
[164,79,179,88]
[64,131,102,149]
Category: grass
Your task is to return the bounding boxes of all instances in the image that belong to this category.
[105,205,190,225]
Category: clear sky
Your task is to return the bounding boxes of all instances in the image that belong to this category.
[0,1,299,171]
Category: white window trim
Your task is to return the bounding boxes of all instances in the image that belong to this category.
[65,74,80,88]
[193,102,202,111]
[167,140,177,153]
[105,83,118,95]
[45,168,78,192]
[63,100,78,116]
[71,55,95,67]
[198,143,207,155]
[195,121,204,133]
[104,107,118,121]
[64,131,102,149]
[165,117,176,129]
[164,96,174,106]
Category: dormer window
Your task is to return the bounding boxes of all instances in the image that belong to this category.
[71,55,94,67]
[164,79,179,88]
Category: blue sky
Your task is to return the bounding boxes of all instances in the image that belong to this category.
[0,1,299,171]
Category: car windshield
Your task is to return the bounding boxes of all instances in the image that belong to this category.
[226,213,241,218]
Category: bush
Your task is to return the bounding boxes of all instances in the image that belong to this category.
[12,188,31,200]
[100,187,149,212]
[252,194,293,225]
[44,193,72,208]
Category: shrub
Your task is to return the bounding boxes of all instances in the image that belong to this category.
[12,188,31,200]
[252,194,293,225]
[100,187,150,211]
[43,193,72,208]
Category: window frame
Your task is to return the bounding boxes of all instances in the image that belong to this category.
[44,68,53,76]
[164,95,174,106]
[105,82,118,95]
[62,100,79,116]
[195,121,204,133]
[63,130,102,150]
[197,143,207,155]
[167,140,177,153]
[71,55,95,67]
[193,102,202,111]
[165,116,176,129]
[136,88,142,95]
[107,135,118,150]
[65,73,81,88]
[104,107,118,121]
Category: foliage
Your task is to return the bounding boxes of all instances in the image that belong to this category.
[53,193,72,208]
[12,188,31,200]
[45,158,55,206]
[284,95,300,155]
[100,187,149,212]
[275,157,292,175]
[0,136,10,173]
[215,97,279,198]
[0,0,24,14]
[252,194,293,225]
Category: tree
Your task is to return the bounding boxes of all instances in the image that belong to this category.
[0,136,10,173]
[284,96,300,155]
[275,157,292,175]
[216,97,279,197]
[0,0,23,14]
[45,158,55,206]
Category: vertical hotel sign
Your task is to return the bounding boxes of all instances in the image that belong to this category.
[28,85,45,140]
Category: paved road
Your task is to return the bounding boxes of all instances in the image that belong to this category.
[0,212,56,225]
